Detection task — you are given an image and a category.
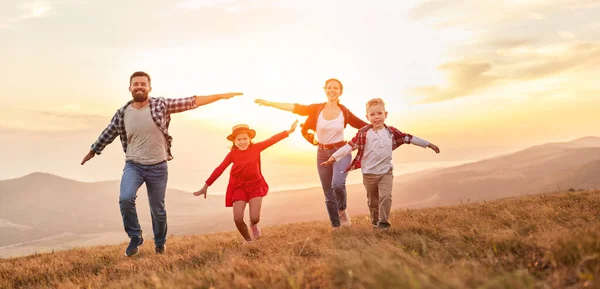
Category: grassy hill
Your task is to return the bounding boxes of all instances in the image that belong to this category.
[1,190,599,289]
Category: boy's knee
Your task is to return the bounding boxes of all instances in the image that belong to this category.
[250,217,260,225]
[380,194,392,202]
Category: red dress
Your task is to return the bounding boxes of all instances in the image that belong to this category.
[205,131,289,207]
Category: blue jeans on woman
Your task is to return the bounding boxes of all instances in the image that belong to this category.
[119,160,168,247]
[316,147,352,227]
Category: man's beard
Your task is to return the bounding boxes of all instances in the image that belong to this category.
[132,90,148,102]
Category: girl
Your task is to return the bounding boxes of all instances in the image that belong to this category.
[194,120,298,243]
[254,78,368,230]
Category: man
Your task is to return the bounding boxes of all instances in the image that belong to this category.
[81,71,242,256]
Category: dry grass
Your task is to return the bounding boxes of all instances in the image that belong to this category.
[1,190,599,289]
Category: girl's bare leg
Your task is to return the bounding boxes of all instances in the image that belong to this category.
[249,197,263,239]
[248,197,263,225]
[233,200,251,241]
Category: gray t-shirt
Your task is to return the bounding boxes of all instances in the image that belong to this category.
[124,104,168,165]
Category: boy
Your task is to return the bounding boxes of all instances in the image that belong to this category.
[321,98,440,230]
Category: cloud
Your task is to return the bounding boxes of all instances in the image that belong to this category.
[410,41,600,103]
[557,31,576,39]
[176,0,237,10]
[15,3,51,20]
[0,104,110,133]
[412,60,498,103]
[484,38,538,49]
[408,0,598,27]
[517,42,600,79]
[37,110,106,122]
[0,1,51,29]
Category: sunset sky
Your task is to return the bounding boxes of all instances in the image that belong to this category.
[1,0,599,191]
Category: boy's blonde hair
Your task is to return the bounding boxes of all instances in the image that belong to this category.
[366,98,385,111]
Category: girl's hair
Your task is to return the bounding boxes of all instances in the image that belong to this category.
[324,78,343,92]
[231,141,254,150]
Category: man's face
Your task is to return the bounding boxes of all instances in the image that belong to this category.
[129,76,151,102]
[366,104,387,127]
[234,133,250,150]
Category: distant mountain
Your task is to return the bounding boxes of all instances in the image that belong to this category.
[0,173,225,247]
[394,136,600,206]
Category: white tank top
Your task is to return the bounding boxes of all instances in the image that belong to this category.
[316,110,344,144]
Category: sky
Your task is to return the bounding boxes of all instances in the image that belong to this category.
[1,0,599,191]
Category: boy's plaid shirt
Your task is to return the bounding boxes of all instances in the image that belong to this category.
[345,124,413,172]
[91,96,197,160]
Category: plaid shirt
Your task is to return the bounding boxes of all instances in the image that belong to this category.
[345,124,413,172]
[91,96,197,160]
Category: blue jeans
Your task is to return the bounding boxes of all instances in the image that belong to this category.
[316,147,352,227]
[119,160,168,247]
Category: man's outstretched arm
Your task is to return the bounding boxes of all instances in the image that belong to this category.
[82,113,120,165]
[195,92,243,106]
[166,93,243,114]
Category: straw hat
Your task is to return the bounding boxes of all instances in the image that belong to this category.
[226,124,257,141]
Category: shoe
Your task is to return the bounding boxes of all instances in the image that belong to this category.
[155,244,165,254]
[242,240,253,245]
[125,235,144,257]
[250,224,262,239]
[377,224,390,231]
[332,226,341,231]
[339,210,352,227]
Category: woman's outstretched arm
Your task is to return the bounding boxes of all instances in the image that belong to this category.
[254,99,294,112]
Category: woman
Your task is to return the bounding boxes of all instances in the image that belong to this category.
[254,78,368,229]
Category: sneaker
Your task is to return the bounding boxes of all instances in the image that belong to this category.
[250,224,262,239]
[339,210,352,227]
[377,224,390,231]
[155,244,165,254]
[242,239,253,245]
[125,235,144,257]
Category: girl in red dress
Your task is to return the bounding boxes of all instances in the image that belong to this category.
[194,120,298,243]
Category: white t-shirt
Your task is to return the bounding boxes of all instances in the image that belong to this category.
[316,110,344,145]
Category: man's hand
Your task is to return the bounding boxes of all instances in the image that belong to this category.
[81,150,95,165]
[428,143,440,154]
[287,120,299,134]
[320,156,336,166]
[193,185,208,199]
[220,92,243,99]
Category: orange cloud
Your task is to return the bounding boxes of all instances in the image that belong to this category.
[412,60,498,103]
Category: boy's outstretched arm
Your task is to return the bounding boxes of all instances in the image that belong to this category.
[428,143,440,153]
[320,143,353,166]
[320,132,359,166]
[409,134,440,153]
